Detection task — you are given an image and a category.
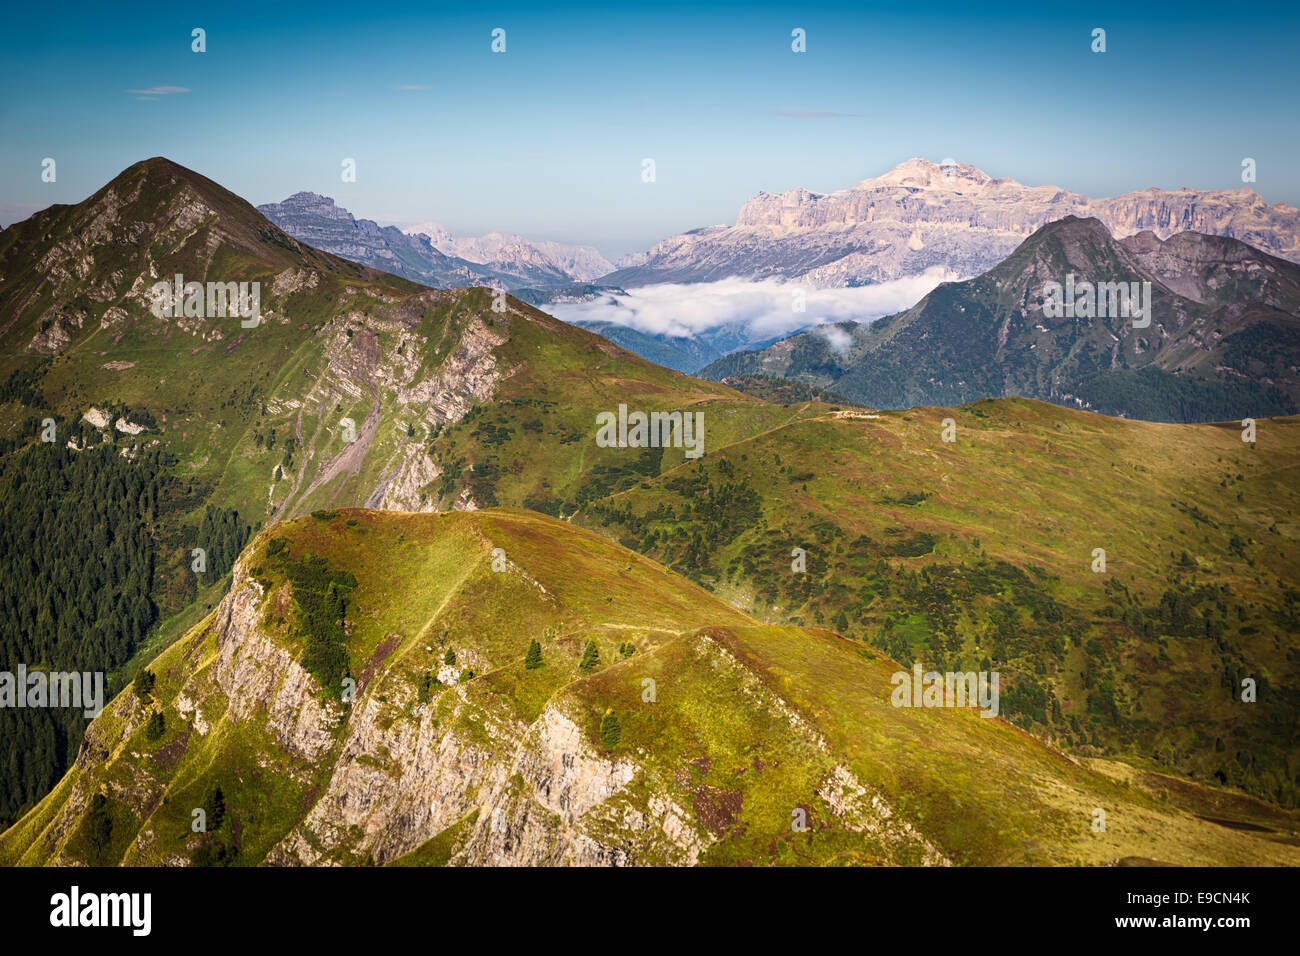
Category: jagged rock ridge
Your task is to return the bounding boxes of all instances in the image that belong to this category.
[606,158,1300,288]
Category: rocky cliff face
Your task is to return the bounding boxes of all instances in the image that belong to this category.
[605,158,1300,288]
[262,620,947,868]
[0,509,961,867]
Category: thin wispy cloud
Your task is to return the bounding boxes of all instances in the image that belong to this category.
[769,109,857,118]
[810,323,855,354]
[395,84,431,90]
[126,86,190,97]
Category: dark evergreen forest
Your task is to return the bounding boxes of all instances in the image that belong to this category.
[0,438,251,827]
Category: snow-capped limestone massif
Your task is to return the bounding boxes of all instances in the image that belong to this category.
[604,158,1300,288]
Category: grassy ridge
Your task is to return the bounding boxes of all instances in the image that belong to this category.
[578,398,1300,807]
[4,507,1296,867]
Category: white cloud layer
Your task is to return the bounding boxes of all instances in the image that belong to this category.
[548,270,952,342]
[809,323,855,354]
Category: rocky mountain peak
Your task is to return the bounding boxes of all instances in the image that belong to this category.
[858,156,996,191]
[281,191,336,206]
[700,214,1300,422]
[404,221,453,244]
[260,191,357,224]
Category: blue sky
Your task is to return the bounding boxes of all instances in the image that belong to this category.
[1,1,1297,257]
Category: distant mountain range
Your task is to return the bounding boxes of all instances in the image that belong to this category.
[403,222,614,283]
[256,192,490,288]
[700,216,1300,422]
[258,193,609,291]
[606,158,1300,288]
[256,160,1300,380]
[265,159,1300,299]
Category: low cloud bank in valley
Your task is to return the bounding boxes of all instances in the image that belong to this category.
[548,270,953,342]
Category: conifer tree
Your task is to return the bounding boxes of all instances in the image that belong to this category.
[600,711,620,750]
[83,793,113,861]
[204,784,226,831]
[524,639,542,670]
[133,668,155,703]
